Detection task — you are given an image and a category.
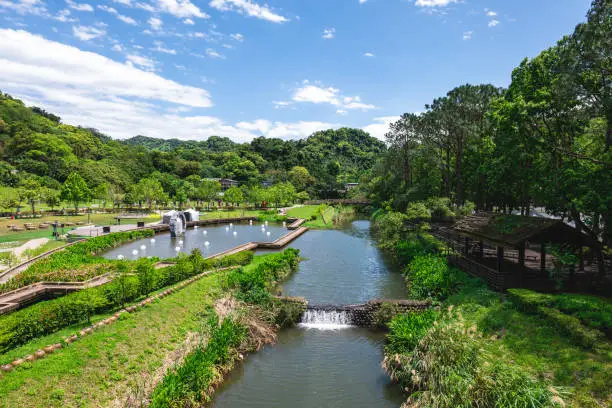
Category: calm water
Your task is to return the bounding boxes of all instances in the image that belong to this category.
[213,220,406,408]
[101,222,287,260]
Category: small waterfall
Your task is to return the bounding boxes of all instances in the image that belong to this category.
[298,309,354,330]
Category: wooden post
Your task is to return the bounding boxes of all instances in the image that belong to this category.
[497,246,504,273]
[540,243,547,277]
[518,243,526,283]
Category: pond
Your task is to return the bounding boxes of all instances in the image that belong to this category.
[101,222,287,260]
[212,220,407,407]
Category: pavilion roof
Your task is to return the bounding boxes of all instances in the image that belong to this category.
[452,212,599,249]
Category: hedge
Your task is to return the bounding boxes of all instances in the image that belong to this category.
[0,250,253,353]
[507,288,605,348]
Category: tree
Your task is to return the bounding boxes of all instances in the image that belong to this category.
[288,166,315,191]
[42,188,60,211]
[223,186,243,206]
[60,172,90,214]
[92,183,110,209]
[199,179,221,209]
[296,191,310,203]
[136,259,156,298]
[19,178,41,215]
[0,252,19,269]
[133,178,165,209]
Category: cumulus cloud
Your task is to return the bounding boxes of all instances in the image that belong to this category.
[362,116,400,140]
[291,81,376,111]
[126,54,156,70]
[364,52,374,57]
[183,18,194,24]
[322,28,335,39]
[205,48,225,59]
[209,0,289,23]
[151,40,176,54]
[0,0,48,15]
[72,25,106,40]
[485,8,497,17]
[462,30,472,40]
[488,19,499,27]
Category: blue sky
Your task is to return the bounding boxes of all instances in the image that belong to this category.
[0,0,593,142]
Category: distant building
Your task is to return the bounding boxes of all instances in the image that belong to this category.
[345,183,359,192]
[204,178,239,191]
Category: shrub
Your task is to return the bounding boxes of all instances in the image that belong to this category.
[372,302,400,329]
[406,254,458,300]
[225,248,300,305]
[385,309,438,354]
[537,306,603,349]
[385,313,562,408]
[507,288,554,313]
[552,293,612,333]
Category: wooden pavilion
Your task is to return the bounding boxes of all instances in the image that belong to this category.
[436,212,608,292]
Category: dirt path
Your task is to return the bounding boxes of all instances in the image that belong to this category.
[12,238,49,258]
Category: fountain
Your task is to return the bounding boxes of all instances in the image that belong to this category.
[117,254,124,260]
[132,249,138,256]
[150,238,156,244]
[140,245,146,250]
[178,240,184,246]
[203,230,207,235]
[204,241,210,247]
[175,246,181,252]
[233,231,237,236]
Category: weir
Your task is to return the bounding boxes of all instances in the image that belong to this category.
[297,299,431,328]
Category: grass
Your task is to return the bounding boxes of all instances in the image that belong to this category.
[0,271,229,408]
[286,205,356,229]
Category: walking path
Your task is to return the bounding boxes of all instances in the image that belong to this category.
[13,238,49,258]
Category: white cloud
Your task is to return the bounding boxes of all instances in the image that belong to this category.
[55,9,77,23]
[136,2,156,12]
[152,40,176,54]
[359,0,367,3]
[112,0,132,5]
[362,116,400,140]
[322,28,335,39]
[72,25,106,40]
[205,48,225,59]
[148,16,163,30]
[462,30,472,40]
[230,32,244,41]
[183,18,194,24]
[336,109,347,115]
[125,54,156,71]
[272,100,292,109]
[112,43,123,51]
[221,43,233,49]
[485,9,497,17]
[97,5,137,25]
[156,0,209,18]
[0,0,47,15]
[209,0,289,23]
[66,0,93,12]
[235,120,340,140]
[364,52,374,57]
[414,0,457,7]
[291,82,376,111]
[117,14,137,24]
[488,19,499,27]
[0,29,211,108]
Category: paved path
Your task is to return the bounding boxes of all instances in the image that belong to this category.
[13,238,49,258]
[69,222,161,237]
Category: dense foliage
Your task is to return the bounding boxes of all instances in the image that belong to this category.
[225,248,300,304]
[0,249,253,353]
[368,0,611,248]
[0,92,383,209]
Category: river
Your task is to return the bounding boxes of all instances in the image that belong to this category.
[212,220,406,407]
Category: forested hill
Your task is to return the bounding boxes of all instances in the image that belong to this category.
[0,92,384,197]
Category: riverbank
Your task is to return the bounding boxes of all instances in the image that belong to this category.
[373,212,611,407]
[0,249,302,407]
[286,204,357,229]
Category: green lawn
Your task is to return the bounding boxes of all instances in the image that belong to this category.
[286,205,355,229]
[445,281,611,407]
[0,271,229,408]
